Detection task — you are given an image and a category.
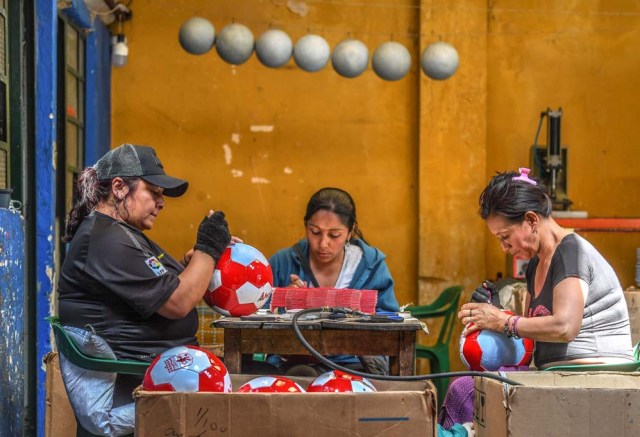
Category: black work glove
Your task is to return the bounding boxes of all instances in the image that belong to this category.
[194,211,231,261]
[471,280,503,309]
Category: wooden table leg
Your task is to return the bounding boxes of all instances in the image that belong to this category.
[223,328,242,374]
[398,331,416,376]
[389,355,400,376]
[388,331,415,376]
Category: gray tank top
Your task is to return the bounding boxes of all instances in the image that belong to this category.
[526,233,633,367]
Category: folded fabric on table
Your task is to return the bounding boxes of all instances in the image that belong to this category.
[269,287,378,314]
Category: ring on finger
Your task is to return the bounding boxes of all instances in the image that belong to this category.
[469,309,473,318]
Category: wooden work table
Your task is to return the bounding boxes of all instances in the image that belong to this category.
[213,316,426,376]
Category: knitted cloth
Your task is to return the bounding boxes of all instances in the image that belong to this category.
[439,366,529,429]
[439,376,475,429]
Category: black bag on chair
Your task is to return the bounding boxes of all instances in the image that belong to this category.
[359,355,389,375]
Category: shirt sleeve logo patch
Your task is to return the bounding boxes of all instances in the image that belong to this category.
[146,256,168,276]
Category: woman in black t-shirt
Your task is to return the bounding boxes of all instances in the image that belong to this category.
[57,144,234,434]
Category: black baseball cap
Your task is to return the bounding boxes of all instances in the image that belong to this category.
[93,144,189,197]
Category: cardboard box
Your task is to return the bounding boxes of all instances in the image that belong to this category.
[624,289,640,345]
[474,371,640,436]
[44,352,77,437]
[135,375,436,436]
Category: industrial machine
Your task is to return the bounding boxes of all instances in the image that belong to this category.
[530,108,573,211]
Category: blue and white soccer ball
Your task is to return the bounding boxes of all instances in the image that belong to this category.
[143,345,232,392]
[459,315,534,371]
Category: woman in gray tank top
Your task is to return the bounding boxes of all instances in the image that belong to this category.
[439,168,634,431]
[462,168,633,367]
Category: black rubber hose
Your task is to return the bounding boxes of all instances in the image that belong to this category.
[291,307,524,386]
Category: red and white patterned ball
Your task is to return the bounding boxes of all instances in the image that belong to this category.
[204,243,274,317]
[306,370,377,393]
[237,376,305,393]
[142,345,231,392]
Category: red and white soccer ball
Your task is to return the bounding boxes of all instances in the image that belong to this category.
[237,376,306,393]
[203,243,274,317]
[306,370,377,393]
[459,312,534,371]
[142,345,232,392]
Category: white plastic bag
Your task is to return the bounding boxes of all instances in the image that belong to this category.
[58,326,135,436]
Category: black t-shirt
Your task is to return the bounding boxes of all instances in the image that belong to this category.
[58,212,198,362]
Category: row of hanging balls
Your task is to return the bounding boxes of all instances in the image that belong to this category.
[179,17,459,81]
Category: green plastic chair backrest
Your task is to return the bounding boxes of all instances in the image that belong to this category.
[407,285,464,347]
[46,316,149,376]
[543,342,640,372]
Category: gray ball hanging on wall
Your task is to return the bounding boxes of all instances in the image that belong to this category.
[420,41,459,80]
[372,41,412,81]
[179,17,216,55]
[293,34,331,73]
[331,39,369,78]
[216,23,255,65]
[255,29,293,68]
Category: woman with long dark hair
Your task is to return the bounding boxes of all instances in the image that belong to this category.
[268,187,400,375]
[57,144,232,435]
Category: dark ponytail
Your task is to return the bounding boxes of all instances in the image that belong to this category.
[64,168,111,242]
[63,168,139,241]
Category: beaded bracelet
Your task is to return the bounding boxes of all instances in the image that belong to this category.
[512,316,522,339]
[504,315,515,337]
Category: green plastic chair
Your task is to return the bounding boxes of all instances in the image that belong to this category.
[46,316,148,437]
[407,285,464,409]
[543,342,640,372]
[47,316,149,375]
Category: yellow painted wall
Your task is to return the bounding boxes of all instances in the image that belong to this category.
[485,0,640,288]
[417,0,489,372]
[111,0,420,307]
[418,0,488,301]
[111,1,640,372]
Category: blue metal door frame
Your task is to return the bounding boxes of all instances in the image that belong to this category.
[34,3,58,433]
[34,1,110,435]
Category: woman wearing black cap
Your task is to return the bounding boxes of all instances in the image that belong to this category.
[56,144,233,436]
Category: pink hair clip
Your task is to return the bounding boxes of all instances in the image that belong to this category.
[512,167,537,185]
